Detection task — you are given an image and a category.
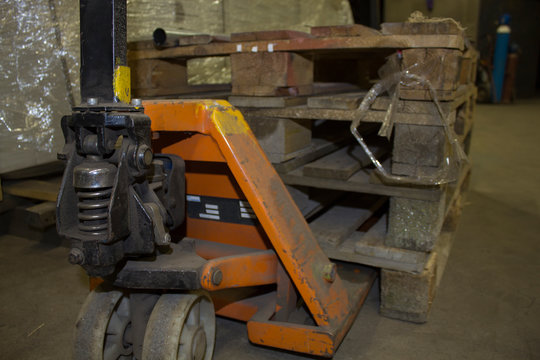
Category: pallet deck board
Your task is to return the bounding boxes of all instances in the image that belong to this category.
[129,33,465,61]
[243,84,476,126]
[3,179,61,202]
[272,135,350,173]
[303,142,386,180]
[311,195,385,247]
[280,164,442,202]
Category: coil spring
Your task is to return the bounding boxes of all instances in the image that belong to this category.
[77,187,112,234]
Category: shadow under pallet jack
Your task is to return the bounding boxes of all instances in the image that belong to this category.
[56,1,376,359]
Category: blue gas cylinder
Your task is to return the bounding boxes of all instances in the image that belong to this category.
[492,14,511,103]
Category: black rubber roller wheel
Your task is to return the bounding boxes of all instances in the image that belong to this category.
[142,291,215,360]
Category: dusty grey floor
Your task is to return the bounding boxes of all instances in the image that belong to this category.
[1,99,539,359]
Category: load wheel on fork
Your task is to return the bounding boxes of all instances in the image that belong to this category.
[73,284,133,360]
[74,285,216,360]
[142,291,216,360]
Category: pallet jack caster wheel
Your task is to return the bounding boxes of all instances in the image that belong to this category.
[142,291,215,360]
[74,284,133,360]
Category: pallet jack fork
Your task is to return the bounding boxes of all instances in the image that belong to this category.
[143,100,375,356]
[56,0,375,358]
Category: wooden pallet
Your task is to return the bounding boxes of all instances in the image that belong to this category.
[128,21,473,100]
[125,20,477,324]
[301,167,470,323]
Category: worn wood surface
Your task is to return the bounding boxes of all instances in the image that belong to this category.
[243,105,455,126]
[353,215,428,272]
[130,58,188,97]
[230,83,361,108]
[23,201,56,230]
[0,160,65,180]
[311,195,385,247]
[380,253,437,323]
[307,92,367,110]
[381,21,464,36]
[386,164,470,252]
[399,48,462,99]
[321,214,428,273]
[392,123,447,169]
[280,165,442,202]
[128,34,230,50]
[129,34,465,62]
[231,30,312,42]
[246,117,311,163]
[230,95,307,108]
[380,227,457,323]
[286,185,342,220]
[3,179,61,202]
[386,196,446,252]
[273,136,349,173]
[311,24,381,37]
[231,52,313,96]
[303,141,386,180]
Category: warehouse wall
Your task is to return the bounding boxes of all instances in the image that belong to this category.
[476,0,540,98]
[0,0,353,174]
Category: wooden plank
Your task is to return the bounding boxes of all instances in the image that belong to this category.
[352,215,428,273]
[176,34,230,46]
[380,252,437,323]
[0,194,20,215]
[3,179,60,202]
[133,84,231,98]
[311,195,385,247]
[392,123,447,168]
[128,34,230,50]
[381,21,464,36]
[246,117,311,163]
[273,136,349,173]
[129,34,465,62]
[398,48,462,100]
[371,84,475,114]
[321,217,428,273]
[243,106,452,126]
[130,58,188,98]
[0,160,65,180]
[380,227,458,323]
[286,185,342,219]
[382,176,468,326]
[307,92,367,110]
[243,86,474,123]
[230,83,361,109]
[280,166,442,202]
[231,30,312,42]
[23,201,56,230]
[386,196,446,252]
[311,24,381,37]
[231,52,313,96]
[229,95,307,108]
[303,141,387,180]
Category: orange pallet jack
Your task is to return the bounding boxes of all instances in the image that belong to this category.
[56,1,375,359]
[143,100,375,357]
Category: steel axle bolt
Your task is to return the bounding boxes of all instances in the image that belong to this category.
[132,98,142,107]
[163,233,171,244]
[136,145,153,168]
[323,263,336,283]
[211,269,223,286]
[68,248,85,265]
[87,97,98,106]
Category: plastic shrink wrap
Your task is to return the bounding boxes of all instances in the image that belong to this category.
[0,0,352,174]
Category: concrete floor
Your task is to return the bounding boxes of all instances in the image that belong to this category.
[1,99,539,359]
